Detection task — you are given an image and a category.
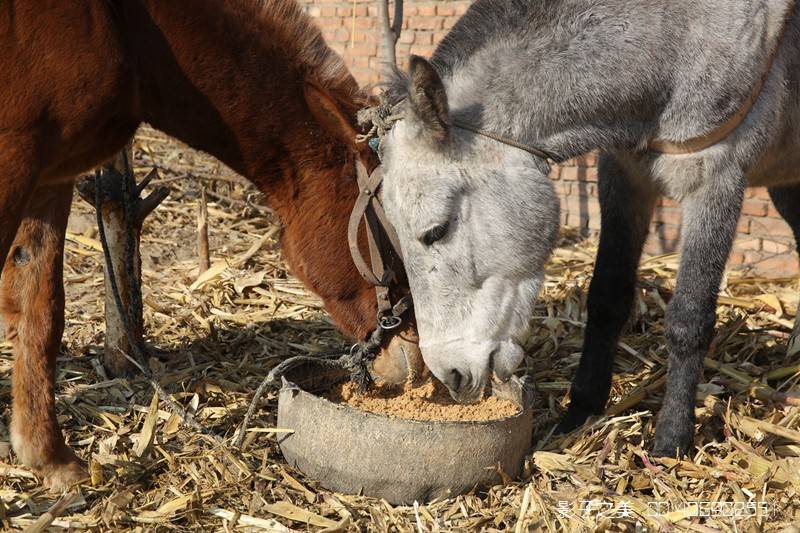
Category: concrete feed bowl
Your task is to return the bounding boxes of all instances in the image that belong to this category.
[276,364,535,504]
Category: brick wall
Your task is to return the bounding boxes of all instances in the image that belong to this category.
[304,0,800,276]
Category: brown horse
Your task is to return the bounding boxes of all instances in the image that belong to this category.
[0,0,418,490]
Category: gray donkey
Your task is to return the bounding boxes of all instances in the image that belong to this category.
[372,0,800,456]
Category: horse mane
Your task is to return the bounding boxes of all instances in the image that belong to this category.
[232,0,366,104]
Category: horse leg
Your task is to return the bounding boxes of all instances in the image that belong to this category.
[767,183,800,353]
[5,182,84,490]
[557,153,657,432]
[652,170,744,457]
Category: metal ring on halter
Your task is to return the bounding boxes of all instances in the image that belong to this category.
[348,343,361,357]
[379,315,403,330]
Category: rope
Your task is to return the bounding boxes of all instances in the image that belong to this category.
[234,325,385,448]
[356,94,404,159]
[357,95,562,162]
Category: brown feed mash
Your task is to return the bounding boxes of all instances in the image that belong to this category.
[324,378,520,421]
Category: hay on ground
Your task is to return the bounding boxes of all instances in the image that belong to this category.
[1,125,799,531]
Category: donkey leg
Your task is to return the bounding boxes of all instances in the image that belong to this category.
[557,153,657,433]
[766,184,800,354]
[5,183,85,490]
[653,172,744,457]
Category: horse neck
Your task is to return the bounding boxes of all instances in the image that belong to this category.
[123,0,377,339]
[434,0,678,159]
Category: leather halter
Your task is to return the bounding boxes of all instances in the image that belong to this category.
[648,5,794,155]
[348,159,411,329]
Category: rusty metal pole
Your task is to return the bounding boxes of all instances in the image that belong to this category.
[78,146,169,376]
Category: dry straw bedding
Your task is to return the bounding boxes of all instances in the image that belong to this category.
[1,125,799,532]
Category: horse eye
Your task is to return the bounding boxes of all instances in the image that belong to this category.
[421,222,450,246]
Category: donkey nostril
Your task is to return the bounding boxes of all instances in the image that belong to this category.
[449,369,463,391]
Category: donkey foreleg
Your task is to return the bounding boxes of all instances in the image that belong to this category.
[766,184,800,355]
[558,153,657,433]
[653,170,744,457]
[4,183,84,491]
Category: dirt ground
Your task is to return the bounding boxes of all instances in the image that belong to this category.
[1,125,799,532]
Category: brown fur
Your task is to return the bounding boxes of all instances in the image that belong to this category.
[0,0,396,489]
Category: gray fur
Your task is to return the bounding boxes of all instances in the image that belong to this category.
[379,0,800,455]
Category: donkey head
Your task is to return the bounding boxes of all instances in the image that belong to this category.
[380,56,559,402]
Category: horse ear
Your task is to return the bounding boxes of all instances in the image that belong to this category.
[407,55,450,144]
[304,83,360,151]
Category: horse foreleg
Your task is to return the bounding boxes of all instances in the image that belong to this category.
[4,183,84,491]
[767,184,800,354]
[653,169,744,457]
[557,152,656,433]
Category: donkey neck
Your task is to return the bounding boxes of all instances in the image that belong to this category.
[122,0,378,339]
[434,0,793,160]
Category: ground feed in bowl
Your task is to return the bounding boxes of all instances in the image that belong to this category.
[323,378,520,421]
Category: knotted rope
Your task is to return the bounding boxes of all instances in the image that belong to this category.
[356,94,403,158]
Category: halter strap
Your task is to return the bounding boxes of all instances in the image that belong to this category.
[452,120,563,162]
[348,159,409,326]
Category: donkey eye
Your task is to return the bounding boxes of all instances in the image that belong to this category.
[421,222,450,246]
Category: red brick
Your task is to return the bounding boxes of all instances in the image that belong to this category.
[409,44,435,57]
[334,27,349,42]
[652,207,681,225]
[399,31,415,44]
[652,223,681,242]
[317,17,342,29]
[437,4,456,16]
[410,16,443,30]
[415,32,434,45]
[762,239,792,254]
[578,167,598,182]
[728,251,745,265]
[561,167,580,181]
[736,237,762,251]
[350,56,369,68]
[417,4,437,16]
[443,17,458,29]
[349,43,377,56]
[741,252,798,276]
[750,217,792,237]
[319,6,337,16]
[754,188,771,200]
[767,203,781,218]
[736,217,750,234]
[741,199,768,217]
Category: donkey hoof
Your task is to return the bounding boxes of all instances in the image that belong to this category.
[42,457,87,492]
[652,426,693,459]
[555,407,592,434]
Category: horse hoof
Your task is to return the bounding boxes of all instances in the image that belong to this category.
[42,457,87,492]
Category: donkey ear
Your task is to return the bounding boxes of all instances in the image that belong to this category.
[407,55,450,144]
[304,83,360,151]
